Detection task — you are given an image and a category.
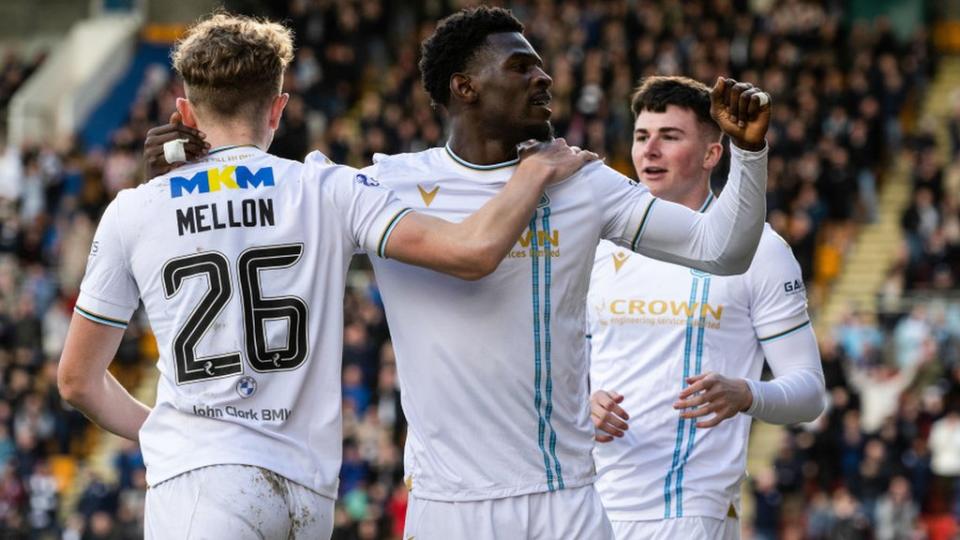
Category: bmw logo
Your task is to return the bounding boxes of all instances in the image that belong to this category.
[236,376,257,399]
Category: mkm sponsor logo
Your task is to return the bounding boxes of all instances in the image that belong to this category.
[170,166,275,198]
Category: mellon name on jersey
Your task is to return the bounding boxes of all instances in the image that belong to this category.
[176,198,275,236]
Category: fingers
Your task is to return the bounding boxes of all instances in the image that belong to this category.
[710,77,726,108]
[696,411,733,429]
[737,87,758,127]
[579,150,600,162]
[182,141,207,160]
[593,390,629,420]
[592,406,630,432]
[726,82,752,126]
[678,374,711,400]
[673,389,713,410]
[516,138,544,158]
[595,433,615,443]
[591,389,629,439]
[746,90,761,119]
[168,111,182,124]
[680,402,719,419]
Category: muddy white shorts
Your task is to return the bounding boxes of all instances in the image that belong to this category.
[144,464,333,539]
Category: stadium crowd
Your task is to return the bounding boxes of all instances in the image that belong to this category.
[0,0,955,538]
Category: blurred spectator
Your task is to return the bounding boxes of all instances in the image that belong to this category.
[875,475,920,540]
[930,409,960,520]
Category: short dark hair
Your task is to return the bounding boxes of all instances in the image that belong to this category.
[419,6,524,108]
[631,76,720,138]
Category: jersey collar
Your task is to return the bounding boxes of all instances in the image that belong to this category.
[444,143,519,171]
[698,191,715,213]
[207,144,263,156]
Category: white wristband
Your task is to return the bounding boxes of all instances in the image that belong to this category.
[163,138,188,164]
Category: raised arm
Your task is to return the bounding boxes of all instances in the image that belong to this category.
[383,139,597,280]
[622,78,771,275]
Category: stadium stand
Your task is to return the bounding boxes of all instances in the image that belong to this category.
[0,0,956,538]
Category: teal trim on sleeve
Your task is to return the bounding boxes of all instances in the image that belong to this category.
[74,306,128,329]
[376,208,414,258]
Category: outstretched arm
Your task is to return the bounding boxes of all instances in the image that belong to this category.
[58,315,151,441]
[384,139,597,280]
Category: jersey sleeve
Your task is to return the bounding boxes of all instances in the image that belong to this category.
[312,155,412,258]
[75,197,139,329]
[747,228,812,342]
[600,144,768,275]
[589,163,658,246]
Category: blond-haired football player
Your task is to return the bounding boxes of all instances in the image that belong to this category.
[588,76,826,540]
[57,13,596,539]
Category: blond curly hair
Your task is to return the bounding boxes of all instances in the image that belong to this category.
[172,12,294,122]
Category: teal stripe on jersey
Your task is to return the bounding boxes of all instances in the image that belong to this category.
[758,320,811,342]
[206,144,261,156]
[541,207,564,489]
[529,215,555,490]
[74,306,128,329]
[664,276,699,518]
[377,208,414,258]
[445,143,520,170]
[676,276,712,516]
[630,199,658,252]
[698,192,715,213]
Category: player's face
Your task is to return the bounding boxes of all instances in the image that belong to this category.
[471,32,554,143]
[631,105,718,204]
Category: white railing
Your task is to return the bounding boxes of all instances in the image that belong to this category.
[8,13,143,147]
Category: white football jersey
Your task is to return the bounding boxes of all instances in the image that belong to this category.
[76,146,410,497]
[362,144,765,502]
[587,206,810,521]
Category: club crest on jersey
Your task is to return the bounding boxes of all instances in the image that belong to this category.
[236,376,258,399]
[169,166,275,198]
[355,173,380,187]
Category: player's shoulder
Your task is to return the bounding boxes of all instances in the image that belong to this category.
[303,150,354,177]
[743,223,802,281]
[754,224,797,262]
[571,160,633,183]
[368,148,443,184]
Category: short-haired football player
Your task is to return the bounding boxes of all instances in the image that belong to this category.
[56,13,597,539]
[367,9,777,539]
[588,76,826,540]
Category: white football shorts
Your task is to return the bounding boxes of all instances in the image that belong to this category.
[611,516,740,540]
[404,483,614,539]
[144,464,333,539]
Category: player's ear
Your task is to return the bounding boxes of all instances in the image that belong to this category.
[450,73,478,105]
[268,93,289,130]
[176,98,198,128]
[703,140,723,170]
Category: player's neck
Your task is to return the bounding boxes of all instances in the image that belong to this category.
[671,181,713,212]
[196,124,266,154]
[447,123,520,166]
